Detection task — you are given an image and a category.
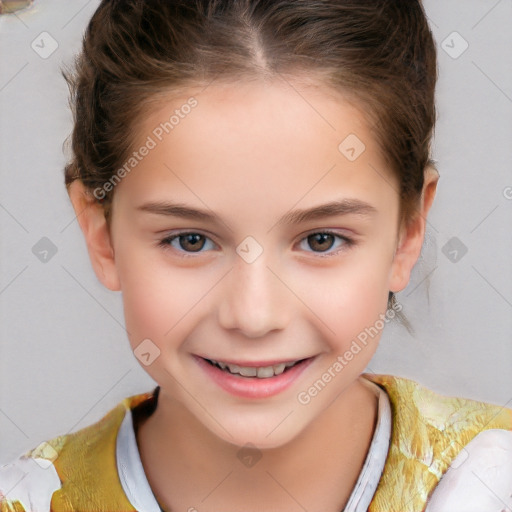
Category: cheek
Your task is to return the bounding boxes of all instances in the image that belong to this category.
[115,243,205,349]
[295,252,392,351]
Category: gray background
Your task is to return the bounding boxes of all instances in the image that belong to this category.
[1,0,511,463]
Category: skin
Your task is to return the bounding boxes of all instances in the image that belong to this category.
[69,77,438,511]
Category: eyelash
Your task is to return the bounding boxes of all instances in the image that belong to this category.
[157,230,355,258]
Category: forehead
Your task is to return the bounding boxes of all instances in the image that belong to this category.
[115,78,398,216]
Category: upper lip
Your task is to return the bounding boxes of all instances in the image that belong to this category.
[197,355,312,367]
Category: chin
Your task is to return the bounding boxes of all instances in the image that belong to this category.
[204,411,308,451]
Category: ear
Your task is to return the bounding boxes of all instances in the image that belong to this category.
[388,165,439,292]
[67,181,121,291]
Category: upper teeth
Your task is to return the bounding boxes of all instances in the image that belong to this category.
[210,360,297,378]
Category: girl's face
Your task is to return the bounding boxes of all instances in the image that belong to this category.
[97,79,416,448]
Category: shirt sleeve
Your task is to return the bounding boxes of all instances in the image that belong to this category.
[0,453,61,512]
[425,429,512,512]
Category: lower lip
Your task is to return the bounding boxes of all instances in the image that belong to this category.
[195,356,314,399]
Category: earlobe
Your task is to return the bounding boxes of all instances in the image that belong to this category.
[67,181,121,291]
[389,165,439,292]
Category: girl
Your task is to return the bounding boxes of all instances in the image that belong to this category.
[1,1,511,511]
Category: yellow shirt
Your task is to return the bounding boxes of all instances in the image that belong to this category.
[1,374,511,512]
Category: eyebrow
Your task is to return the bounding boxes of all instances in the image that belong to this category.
[136,199,377,225]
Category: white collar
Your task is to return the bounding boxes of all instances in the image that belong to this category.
[116,385,391,511]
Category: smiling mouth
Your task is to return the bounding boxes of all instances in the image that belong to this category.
[203,358,308,379]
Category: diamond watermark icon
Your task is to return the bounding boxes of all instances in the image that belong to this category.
[31,31,59,59]
[32,237,58,263]
[236,442,262,468]
[134,338,161,366]
[442,237,468,263]
[441,31,469,60]
[338,133,366,162]
[236,236,263,264]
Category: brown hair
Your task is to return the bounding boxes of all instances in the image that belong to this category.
[62,0,437,319]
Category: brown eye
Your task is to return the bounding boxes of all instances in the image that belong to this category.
[178,234,206,252]
[307,233,335,252]
[298,231,354,256]
[158,232,217,255]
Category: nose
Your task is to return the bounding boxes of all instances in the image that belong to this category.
[217,256,290,338]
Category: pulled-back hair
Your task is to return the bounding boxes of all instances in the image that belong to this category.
[62,0,437,318]
[63,0,437,216]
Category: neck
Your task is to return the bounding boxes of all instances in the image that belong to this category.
[136,376,379,512]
